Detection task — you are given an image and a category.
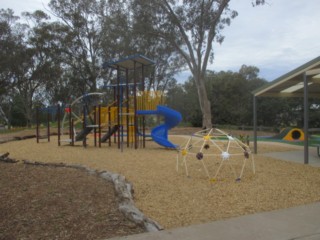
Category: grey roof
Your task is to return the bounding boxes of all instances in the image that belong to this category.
[253,56,320,98]
[103,54,155,70]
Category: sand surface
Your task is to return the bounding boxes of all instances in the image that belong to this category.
[1,132,320,229]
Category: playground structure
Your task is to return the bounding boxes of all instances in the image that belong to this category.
[35,106,60,143]
[272,127,305,141]
[176,128,255,181]
[36,107,50,143]
[46,55,182,149]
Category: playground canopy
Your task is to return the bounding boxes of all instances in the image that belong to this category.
[103,54,155,70]
[252,56,320,164]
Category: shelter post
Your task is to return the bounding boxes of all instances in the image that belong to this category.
[303,73,309,164]
[253,95,258,154]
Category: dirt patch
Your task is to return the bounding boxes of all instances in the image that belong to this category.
[0,161,145,240]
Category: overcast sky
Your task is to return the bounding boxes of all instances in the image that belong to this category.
[1,0,319,82]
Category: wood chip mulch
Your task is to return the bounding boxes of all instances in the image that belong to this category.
[0,160,145,240]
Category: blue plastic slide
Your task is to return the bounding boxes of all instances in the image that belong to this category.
[137,105,182,149]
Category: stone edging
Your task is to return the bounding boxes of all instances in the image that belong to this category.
[0,152,163,232]
[0,135,36,144]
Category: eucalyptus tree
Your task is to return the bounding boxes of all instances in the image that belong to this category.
[0,9,31,126]
[132,0,265,128]
[99,1,184,92]
[0,10,15,124]
[31,20,73,104]
[0,9,19,96]
[170,68,266,127]
[48,0,107,93]
[10,10,63,126]
[130,2,185,92]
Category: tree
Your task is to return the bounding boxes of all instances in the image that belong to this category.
[48,0,106,93]
[166,78,202,126]
[239,64,260,81]
[0,9,24,125]
[99,0,184,92]
[167,67,268,127]
[47,0,180,95]
[0,11,16,95]
[130,2,185,92]
[0,10,62,126]
[0,9,32,126]
[133,0,265,128]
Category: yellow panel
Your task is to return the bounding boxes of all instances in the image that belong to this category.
[135,91,165,110]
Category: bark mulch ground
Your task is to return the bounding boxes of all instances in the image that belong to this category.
[1,127,320,237]
[0,161,145,240]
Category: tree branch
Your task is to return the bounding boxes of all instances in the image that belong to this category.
[202,0,230,76]
[161,0,198,72]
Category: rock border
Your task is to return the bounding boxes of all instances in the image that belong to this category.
[0,135,36,144]
[0,152,163,232]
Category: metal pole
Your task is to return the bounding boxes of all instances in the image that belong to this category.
[69,105,72,141]
[94,106,97,147]
[71,118,74,146]
[57,104,61,146]
[83,105,86,148]
[253,95,257,154]
[134,61,138,149]
[36,107,39,143]
[126,68,130,147]
[108,105,112,146]
[117,65,121,149]
[99,105,102,148]
[47,109,50,142]
[303,73,309,164]
[142,64,146,148]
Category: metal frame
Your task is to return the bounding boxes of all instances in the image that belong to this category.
[253,56,320,164]
[103,54,155,149]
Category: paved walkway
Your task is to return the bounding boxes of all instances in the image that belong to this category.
[262,146,320,167]
[108,144,320,240]
[109,202,320,240]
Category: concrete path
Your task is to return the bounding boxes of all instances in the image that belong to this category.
[262,147,320,167]
[108,202,320,240]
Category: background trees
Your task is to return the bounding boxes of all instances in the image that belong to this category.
[1,0,318,130]
[165,67,312,129]
[130,0,266,128]
[131,0,238,128]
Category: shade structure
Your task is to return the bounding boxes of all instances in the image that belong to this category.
[103,54,155,70]
[252,56,320,164]
[253,56,320,98]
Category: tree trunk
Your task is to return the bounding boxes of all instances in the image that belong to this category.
[194,74,212,129]
[0,106,9,125]
[24,92,33,128]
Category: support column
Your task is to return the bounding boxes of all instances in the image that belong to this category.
[133,61,138,149]
[253,96,258,154]
[57,104,61,146]
[117,65,121,149]
[126,68,130,147]
[36,107,39,143]
[47,109,50,142]
[303,73,309,164]
[142,64,146,148]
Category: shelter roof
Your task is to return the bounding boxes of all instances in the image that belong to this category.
[103,54,155,70]
[253,56,320,98]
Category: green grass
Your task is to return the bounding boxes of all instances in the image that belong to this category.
[0,127,31,135]
[254,135,320,147]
